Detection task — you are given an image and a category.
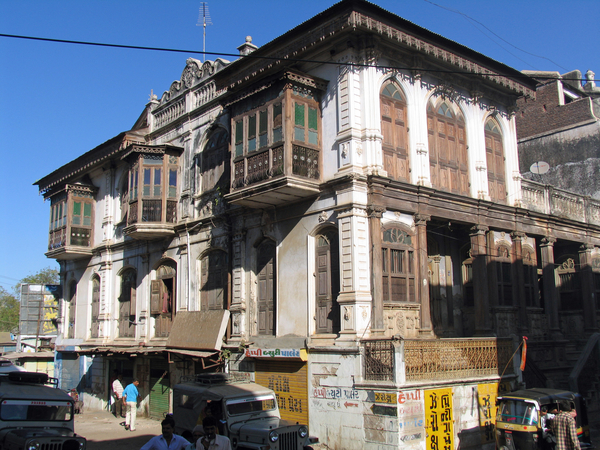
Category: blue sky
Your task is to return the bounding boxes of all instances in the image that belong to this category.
[1,0,599,290]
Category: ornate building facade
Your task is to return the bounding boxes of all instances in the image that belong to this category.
[36,1,600,448]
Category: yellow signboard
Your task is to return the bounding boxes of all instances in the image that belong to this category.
[374,392,397,404]
[425,388,453,450]
[478,383,498,444]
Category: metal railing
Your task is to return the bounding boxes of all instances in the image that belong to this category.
[363,337,513,383]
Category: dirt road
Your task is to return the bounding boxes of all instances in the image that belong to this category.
[74,409,166,450]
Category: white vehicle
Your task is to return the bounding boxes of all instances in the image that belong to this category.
[0,359,26,373]
[0,371,86,450]
[174,373,317,450]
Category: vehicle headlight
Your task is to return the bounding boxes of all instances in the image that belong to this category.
[269,430,279,442]
[298,426,308,438]
[79,441,86,449]
[27,441,40,450]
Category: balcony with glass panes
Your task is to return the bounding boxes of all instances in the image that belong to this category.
[122,145,182,240]
[45,184,96,260]
[225,75,323,208]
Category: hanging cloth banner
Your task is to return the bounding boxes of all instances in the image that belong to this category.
[520,336,528,371]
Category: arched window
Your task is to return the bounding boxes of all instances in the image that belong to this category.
[523,247,538,307]
[200,250,228,311]
[485,118,506,203]
[151,261,177,338]
[118,269,136,338]
[428,100,468,195]
[496,245,513,306]
[593,257,600,311]
[557,257,582,311]
[256,241,276,336]
[382,226,415,303]
[380,82,410,182]
[315,228,340,334]
[461,245,474,308]
[67,280,77,339]
[90,275,100,338]
[201,128,229,193]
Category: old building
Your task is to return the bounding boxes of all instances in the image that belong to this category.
[35,1,600,448]
[517,68,600,198]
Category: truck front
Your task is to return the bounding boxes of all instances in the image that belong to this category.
[0,372,86,450]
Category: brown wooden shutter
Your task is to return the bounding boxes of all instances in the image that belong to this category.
[150,280,162,314]
[257,242,275,335]
[129,283,137,316]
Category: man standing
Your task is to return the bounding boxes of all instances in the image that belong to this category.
[197,416,231,450]
[550,400,581,450]
[141,416,190,450]
[122,378,140,432]
[112,372,125,419]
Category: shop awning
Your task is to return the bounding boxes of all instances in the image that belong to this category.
[166,310,230,352]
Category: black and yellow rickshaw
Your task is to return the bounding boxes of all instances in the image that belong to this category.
[495,388,592,450]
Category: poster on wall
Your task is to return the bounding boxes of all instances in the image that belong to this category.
[425,387,454,450]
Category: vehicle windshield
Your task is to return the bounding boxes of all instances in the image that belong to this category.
[226,395,277,416]
[497,400,538,426]
[0,399,73,421]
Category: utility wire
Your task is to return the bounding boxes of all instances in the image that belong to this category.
[422,0,568,71]
[0,33,596,83]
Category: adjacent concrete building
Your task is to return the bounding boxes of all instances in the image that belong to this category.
[35,1,600,448]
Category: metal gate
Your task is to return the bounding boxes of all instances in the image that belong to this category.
[149,361,170,420]
[255,360,308,425]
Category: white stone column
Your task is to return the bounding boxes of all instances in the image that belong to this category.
[336,205,372,339]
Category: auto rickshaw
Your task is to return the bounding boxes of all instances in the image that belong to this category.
[495,388,592,450]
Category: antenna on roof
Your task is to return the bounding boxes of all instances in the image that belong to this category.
[196,2,213,62]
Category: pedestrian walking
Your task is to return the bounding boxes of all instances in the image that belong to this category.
[122,378,140,432]
[197,416,231,450]
[112,372,125,419]
[140,416,190,450]
[550,400,581,450]
[185,425,204,450]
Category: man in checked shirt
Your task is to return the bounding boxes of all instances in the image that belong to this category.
[550,400,581,450]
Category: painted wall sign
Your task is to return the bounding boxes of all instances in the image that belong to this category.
[371,404,397,417]
[245,348,302,358]
[425,388,454,450]
[313,387,360,400]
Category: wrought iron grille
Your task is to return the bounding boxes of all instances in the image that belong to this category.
[128,201,138,224]
[48,228,66,250]
[404,338,513,382]
[142,199,162,222]
[364,339,395,382]
[166,200,177,223]
[70,227,90,247]
[233,160,244,188]
[292,145,319,179]
[247,151,270,184]
[272,146,284,176]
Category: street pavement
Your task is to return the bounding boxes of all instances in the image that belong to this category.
[74,406,600,449]
[74,408,167,450]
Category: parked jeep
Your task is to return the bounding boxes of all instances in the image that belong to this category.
[0,371,86,450]
[173,373,317,450]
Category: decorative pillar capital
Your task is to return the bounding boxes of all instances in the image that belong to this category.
[414,214,431,226]
[510,231,526,241]
[469,224,489,236]
[366,205,386,219]
[540,236,557,247]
